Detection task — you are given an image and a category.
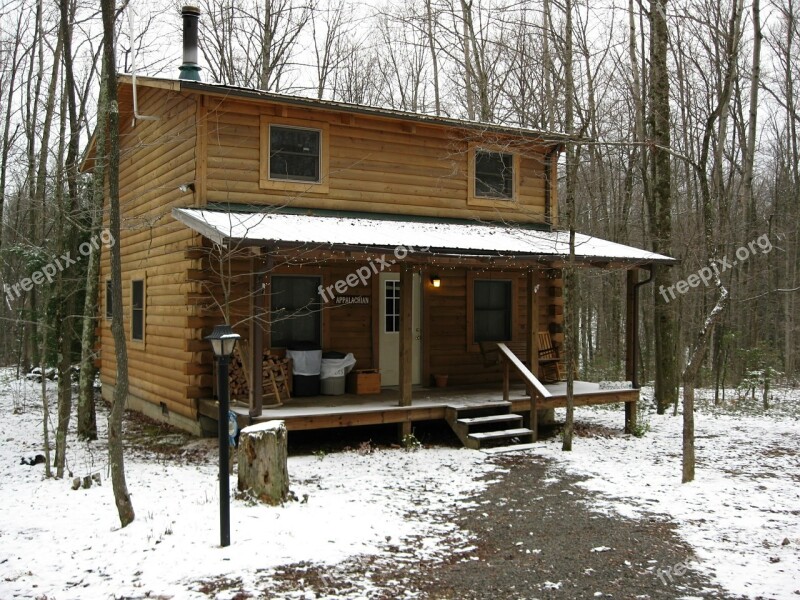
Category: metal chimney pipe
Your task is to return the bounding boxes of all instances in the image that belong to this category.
[179,6,201,81]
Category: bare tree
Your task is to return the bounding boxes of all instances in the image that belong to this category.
[647,0,678,414]
[196,0,311,91]
[561,0,578,451]
[101,0,134,527]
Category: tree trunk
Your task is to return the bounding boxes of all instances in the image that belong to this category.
[238,420,289,505]
[648,0,678,414]
[682,275,729,483]
[55,0,81,479]
[77,60,109,441]
[562,0,577,451]
[40,331,52,479]
[425,0,440,116]
[101,0,134,528]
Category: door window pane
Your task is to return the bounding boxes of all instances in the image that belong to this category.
[385,280,400,333]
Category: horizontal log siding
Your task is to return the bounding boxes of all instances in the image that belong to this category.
[426,269,562,386]
[203,98,549,223]
[99,86,202,421]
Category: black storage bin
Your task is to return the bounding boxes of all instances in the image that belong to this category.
[286,342,322,397]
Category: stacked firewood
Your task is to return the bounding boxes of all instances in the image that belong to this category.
[229,349,292,405]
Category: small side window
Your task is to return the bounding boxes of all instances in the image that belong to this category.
[131,280,145,342]
[105,280,112,319]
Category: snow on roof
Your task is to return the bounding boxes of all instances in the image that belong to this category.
[172,208,676,265]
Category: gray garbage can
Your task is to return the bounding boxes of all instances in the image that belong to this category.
[320,351,356,395]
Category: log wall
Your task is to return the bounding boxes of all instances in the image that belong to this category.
[97,81,562,432]
[203,96,553,224]
[99,85,203,425]
[425,268,564,386]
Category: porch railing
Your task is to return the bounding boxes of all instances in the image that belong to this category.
[497,342,552,441]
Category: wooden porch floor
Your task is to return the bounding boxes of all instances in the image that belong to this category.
[223,381,638,431]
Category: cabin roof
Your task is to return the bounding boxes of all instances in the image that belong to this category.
[172,207,676,266]
[120,75,575,143]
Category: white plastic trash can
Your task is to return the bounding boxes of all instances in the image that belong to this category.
[320,352,356,395]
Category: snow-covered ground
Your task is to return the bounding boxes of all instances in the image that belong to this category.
[534,387,800,600]
[0,371,494,599]
[0,369,798,599]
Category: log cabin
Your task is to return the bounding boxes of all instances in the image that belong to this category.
[84,7,675,448]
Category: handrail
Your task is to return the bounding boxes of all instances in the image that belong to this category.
[496,342,552,399]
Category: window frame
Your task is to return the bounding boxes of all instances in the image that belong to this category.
[260,116,330,194]
[130,275,146,345]
[105,279,113,320]
[269,274,323,348]
[467,144,520,209]
[466,272,519,352]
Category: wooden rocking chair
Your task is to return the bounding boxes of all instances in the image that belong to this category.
[537,331,578,383]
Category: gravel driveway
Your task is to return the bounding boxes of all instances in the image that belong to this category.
[408,451,742,599]
[253,445,742,599]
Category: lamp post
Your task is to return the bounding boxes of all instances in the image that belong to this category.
[205,324,240,547]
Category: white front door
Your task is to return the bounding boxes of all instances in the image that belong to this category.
[379,272,422,386]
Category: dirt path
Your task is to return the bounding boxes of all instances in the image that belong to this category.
[406,451,740,599]
[251,449,741,599]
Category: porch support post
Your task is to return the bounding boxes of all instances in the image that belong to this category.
[625,269,638,433]
[503,359,510,402]
[526,270,540,379]
[249,258,265,418]
[398,265,413,438]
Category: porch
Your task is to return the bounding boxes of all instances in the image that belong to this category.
[176,207,670,445]
[203,380,638,434]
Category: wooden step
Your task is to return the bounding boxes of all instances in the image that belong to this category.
[446,402,511,421]
[468,427,534,441]
[445,402,536,449]
[457,414,522,427]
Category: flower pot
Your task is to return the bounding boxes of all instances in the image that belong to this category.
[433,374,449,388]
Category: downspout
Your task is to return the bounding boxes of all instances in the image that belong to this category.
[128,7,159,125]
[631,264,654,389]
[543,144,561,227]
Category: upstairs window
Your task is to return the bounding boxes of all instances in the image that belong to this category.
[269,125,321,183]
[260,116,330,193]
[474,150,514,199]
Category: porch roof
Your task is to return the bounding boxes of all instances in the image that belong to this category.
[172,208,676,266]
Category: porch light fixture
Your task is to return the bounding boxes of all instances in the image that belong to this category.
[431,275,441,288]
[178,182,195,193]
[205,324,240,548]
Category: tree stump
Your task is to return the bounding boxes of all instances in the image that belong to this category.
[237,420,289,505]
